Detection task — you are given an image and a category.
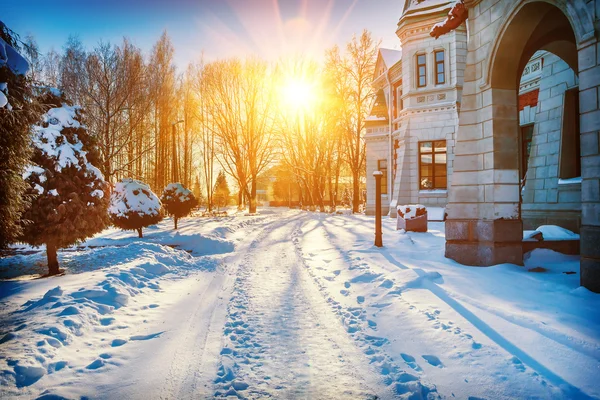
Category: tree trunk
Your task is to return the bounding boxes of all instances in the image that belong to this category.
[137,227,143,238]
[174,217,178,230]
[249,179,257,214]
[352,170,360,213]
[47,242,60,275]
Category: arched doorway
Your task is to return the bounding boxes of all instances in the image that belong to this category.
[444,0,599,292]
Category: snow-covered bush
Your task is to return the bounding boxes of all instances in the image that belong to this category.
[20,90,109,275]
[0,21,43,248]
[109,179,163,238]
[161,182,198,229]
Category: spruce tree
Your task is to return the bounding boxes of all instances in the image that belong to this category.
[109,178,162,238]
[20,90,109,275]
[213,171,230,210]
[161,183,197,229]
[0,21,42,248]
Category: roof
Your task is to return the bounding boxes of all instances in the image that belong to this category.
[380,48,402,69]
[400,0,455,20]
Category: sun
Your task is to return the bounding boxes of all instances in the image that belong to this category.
[281,77,316,113]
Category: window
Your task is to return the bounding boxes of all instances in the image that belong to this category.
[396,86,403,117]
[435,50,445,85]
[559,88,581,179]
[416,54,426,88]
[378,159,388,195]
[419,141,447,190]
[520,124,534,180]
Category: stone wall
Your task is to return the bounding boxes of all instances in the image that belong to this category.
[522,53,582,232]
[365,128,390,215]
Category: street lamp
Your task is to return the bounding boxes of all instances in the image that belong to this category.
[373,170,383,247]
[172,120,184,183]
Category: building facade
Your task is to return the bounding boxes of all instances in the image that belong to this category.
[365,0,600,292]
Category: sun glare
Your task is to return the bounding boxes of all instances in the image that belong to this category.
[281,78,316,113]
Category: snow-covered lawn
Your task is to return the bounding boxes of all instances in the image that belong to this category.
[1,208,599,399]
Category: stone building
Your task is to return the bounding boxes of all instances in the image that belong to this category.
[365,0,600,293]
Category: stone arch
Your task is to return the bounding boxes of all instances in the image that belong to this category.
[482,0,594,88]
[445,0,600,292]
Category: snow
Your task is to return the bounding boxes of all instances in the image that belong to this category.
[109,179,161,218]
[0,34,30,75]
[1,209,599,399]
[365,114,387,122]
[427,207,445,221]
[30,104,103,182]
[0,90,7,108]
[397,204,426,219]
[558,177,582,184]
[162,182,193,202]
[379,48,402,69]
[523,225,580,241]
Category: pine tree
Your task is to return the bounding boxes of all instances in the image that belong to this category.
[109,178,162,238]
[20,90,109,275]
[213,171,230,210]
[192,175,204,207]
[0,21,43,248]
[161,183,197,229]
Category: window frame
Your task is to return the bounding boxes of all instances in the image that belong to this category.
[416,53,427,88]
[378,159,388,195]
[418,140,447,190]
[558,87,581,180]
[520,124,534,180]
[434,50,445,85]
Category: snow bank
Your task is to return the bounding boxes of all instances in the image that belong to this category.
[0,242,204,391]
[523,225,580,241]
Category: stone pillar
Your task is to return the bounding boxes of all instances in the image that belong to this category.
[445,1,524,266]
[578,34,600,293]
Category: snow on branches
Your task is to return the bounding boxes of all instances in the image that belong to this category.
[109,178,163,238]
[161,183,198,229]
[21,91,109,274]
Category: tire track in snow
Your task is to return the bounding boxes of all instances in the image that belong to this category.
[213,215,384,399]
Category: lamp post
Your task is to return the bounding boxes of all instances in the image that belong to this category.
[373,171,383,247]
[171,120,184,183]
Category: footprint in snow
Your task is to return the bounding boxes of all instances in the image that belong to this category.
[130,331,163,341]
[422,354,443,368]
[86,358,105,370]
[111,338,127,347]
[511,356,526,372]
[400,353,422,371]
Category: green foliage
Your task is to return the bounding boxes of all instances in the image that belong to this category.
[0,23,44,248]
[213,171,230,208]
[20,91,110,251]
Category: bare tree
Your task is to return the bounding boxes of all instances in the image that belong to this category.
[201,58,276,213]
[326,30,379,213]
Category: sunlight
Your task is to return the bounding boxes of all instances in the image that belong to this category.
[281,77,317,113]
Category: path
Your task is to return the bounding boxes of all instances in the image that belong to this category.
[212,215,388,399]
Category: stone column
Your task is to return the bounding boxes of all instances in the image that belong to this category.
[578,32,600,292]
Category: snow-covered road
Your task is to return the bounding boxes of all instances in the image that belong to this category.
[1,208,599,399]
[213,215,385,399]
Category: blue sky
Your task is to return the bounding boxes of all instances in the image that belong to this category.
[2,0,403,68]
